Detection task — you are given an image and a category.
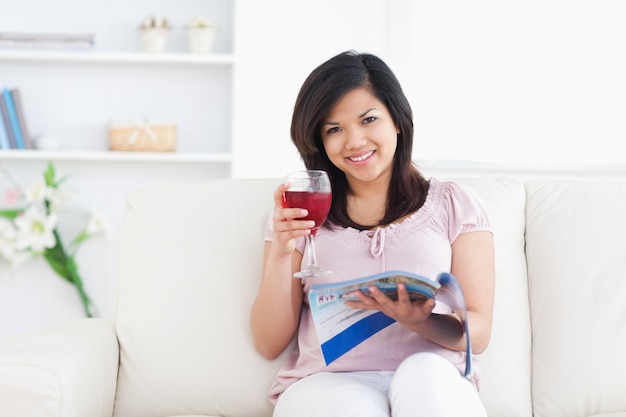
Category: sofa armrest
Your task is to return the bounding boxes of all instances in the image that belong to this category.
[0,318,119,417]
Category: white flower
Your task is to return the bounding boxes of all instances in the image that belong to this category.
[186,17,215,29]
[5,250,35,271]
[14,205,58,253]
[86,210,107,236]
[0,217,34,270]
[24,178,48,204]
[0,217,18,260]
[47,188,74,213]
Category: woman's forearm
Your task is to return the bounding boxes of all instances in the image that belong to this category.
[250,245,302,359]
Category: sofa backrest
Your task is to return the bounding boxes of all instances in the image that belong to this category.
[524,180,626,417]
[110,177,537,417]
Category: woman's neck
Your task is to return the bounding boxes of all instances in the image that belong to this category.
[347,182,389,228]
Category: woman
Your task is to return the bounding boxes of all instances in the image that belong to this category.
[250,50,495,417]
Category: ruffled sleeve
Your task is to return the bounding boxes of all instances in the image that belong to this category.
[441,181,492,243]
[264,213,274,242]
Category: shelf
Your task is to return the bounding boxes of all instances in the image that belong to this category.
[0,150,232,163]
[0,49,234,65]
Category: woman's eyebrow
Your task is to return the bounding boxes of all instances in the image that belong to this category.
[359,108,376,118]
[322,108,377,126]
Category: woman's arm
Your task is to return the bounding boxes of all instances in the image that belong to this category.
[346,230,495,354]
[249,183,313,360]
[449,230,495,353]
[407,230,495,353]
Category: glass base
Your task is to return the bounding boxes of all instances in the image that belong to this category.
[293,266,332,278]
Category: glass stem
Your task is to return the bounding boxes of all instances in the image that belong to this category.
[306,234,319,269]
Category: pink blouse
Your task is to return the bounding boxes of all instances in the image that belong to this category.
[264,178,492,402]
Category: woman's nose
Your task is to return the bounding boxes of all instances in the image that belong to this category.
[345,127,366,149]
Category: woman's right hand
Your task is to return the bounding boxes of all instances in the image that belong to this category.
[270,182,315,256]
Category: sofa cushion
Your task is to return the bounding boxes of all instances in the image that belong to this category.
[113,179,288,417]
[525,180,626,417]
[0,319,118,417]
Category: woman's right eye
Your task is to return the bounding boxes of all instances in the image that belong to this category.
[325,126,341,135]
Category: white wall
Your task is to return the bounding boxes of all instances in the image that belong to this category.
[233,0,626,178]
[401,0,626,167]
[232,0,395,178]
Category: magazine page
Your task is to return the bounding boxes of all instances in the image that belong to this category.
[308,271,440,365]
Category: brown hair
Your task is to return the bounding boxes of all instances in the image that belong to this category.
[290,50,429,230]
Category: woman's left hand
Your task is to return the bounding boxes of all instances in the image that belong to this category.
[344,283,436,328]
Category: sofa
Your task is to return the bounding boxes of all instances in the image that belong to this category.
[1,176,625,417]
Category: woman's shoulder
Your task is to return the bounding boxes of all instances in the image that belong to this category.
[426,177,492,233]
[403,177,488,224]
[426,178,482,205]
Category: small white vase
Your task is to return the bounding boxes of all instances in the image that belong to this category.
[186,27,217,54]
[139,28,170,53]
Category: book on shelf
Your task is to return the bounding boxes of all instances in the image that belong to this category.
[10,89,33,149]
[0,99,10,149]
[1,87,29,149]
[0,96,18,148]
[308,270,473,378]
[0,32,94,50]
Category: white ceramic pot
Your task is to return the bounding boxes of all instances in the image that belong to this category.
[139,28,170,53]
[186,27,217,54]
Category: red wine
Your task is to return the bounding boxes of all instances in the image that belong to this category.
[283,190,332,234]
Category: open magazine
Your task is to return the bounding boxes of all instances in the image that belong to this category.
[308,270,473,379]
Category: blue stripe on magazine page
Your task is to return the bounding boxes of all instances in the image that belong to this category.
[319,311,395,365]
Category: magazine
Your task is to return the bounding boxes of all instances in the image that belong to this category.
[308,270,472,378]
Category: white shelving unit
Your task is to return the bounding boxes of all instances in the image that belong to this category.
[0,0,234,163]
[0,49,234,65]
[0,51,234,160]
[0,149,232,163]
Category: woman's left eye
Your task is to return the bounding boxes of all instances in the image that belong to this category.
[363,116,377,124]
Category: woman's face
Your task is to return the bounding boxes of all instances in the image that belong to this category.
[321,87,399,187]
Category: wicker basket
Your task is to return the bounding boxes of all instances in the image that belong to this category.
[109,120,177,152]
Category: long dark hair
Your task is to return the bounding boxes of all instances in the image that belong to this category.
[290,50,429,230]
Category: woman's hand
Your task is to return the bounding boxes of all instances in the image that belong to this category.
[344,283,436,329]
[270,182,315,257]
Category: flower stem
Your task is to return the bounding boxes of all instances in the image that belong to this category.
[44,230,97,318]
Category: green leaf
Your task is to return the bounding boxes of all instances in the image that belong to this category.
[0,209,22,220]
[44,162,55,187]
[65,256,96,318]
[43,234,96,317]
[42,231,73,284]
[44,251,72,283]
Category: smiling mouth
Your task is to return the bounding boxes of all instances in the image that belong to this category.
[348,150,374,162]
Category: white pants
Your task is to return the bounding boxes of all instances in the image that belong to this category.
[273,352,487,417]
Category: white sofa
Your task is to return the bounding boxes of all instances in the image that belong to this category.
[1,176,625,417]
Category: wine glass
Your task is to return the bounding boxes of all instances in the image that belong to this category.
[283,170,332,278]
